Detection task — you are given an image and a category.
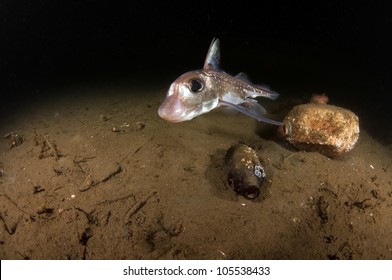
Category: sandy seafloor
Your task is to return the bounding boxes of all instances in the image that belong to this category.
[0,81,391,260]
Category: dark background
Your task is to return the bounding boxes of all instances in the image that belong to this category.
[0,0,391,141]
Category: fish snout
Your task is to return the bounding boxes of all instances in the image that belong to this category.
[158,95,188,123]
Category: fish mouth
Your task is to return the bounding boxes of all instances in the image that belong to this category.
[158,96,188,123]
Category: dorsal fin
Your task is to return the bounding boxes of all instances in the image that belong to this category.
[235,72,251,83]
[203,38,220,70]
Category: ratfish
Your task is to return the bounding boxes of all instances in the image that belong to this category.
[158,38,283,126]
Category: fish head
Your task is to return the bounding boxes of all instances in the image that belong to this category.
[158,70,219,123]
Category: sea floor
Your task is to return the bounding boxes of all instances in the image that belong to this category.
[0,82,391,259]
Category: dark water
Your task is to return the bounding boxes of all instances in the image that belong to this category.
[1,1,391,143]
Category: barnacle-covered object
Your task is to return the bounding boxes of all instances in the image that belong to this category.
[280,103,359,157]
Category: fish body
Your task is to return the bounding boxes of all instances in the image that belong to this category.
[158,38,282,126]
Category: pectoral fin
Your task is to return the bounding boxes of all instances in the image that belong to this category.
[219,100,283,126]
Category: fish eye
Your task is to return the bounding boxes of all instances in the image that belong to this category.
[189,79,204,93]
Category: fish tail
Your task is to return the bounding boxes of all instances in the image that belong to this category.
[255,84,279,100]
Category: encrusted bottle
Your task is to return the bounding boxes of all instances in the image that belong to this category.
[224,143,265,199]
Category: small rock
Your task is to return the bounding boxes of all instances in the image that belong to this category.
[33,185,45,194]
[99,114,111,122]
[280,103,359,157]
[112,127,125,133]
[135,121,145,131]
[4,132,24,149]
